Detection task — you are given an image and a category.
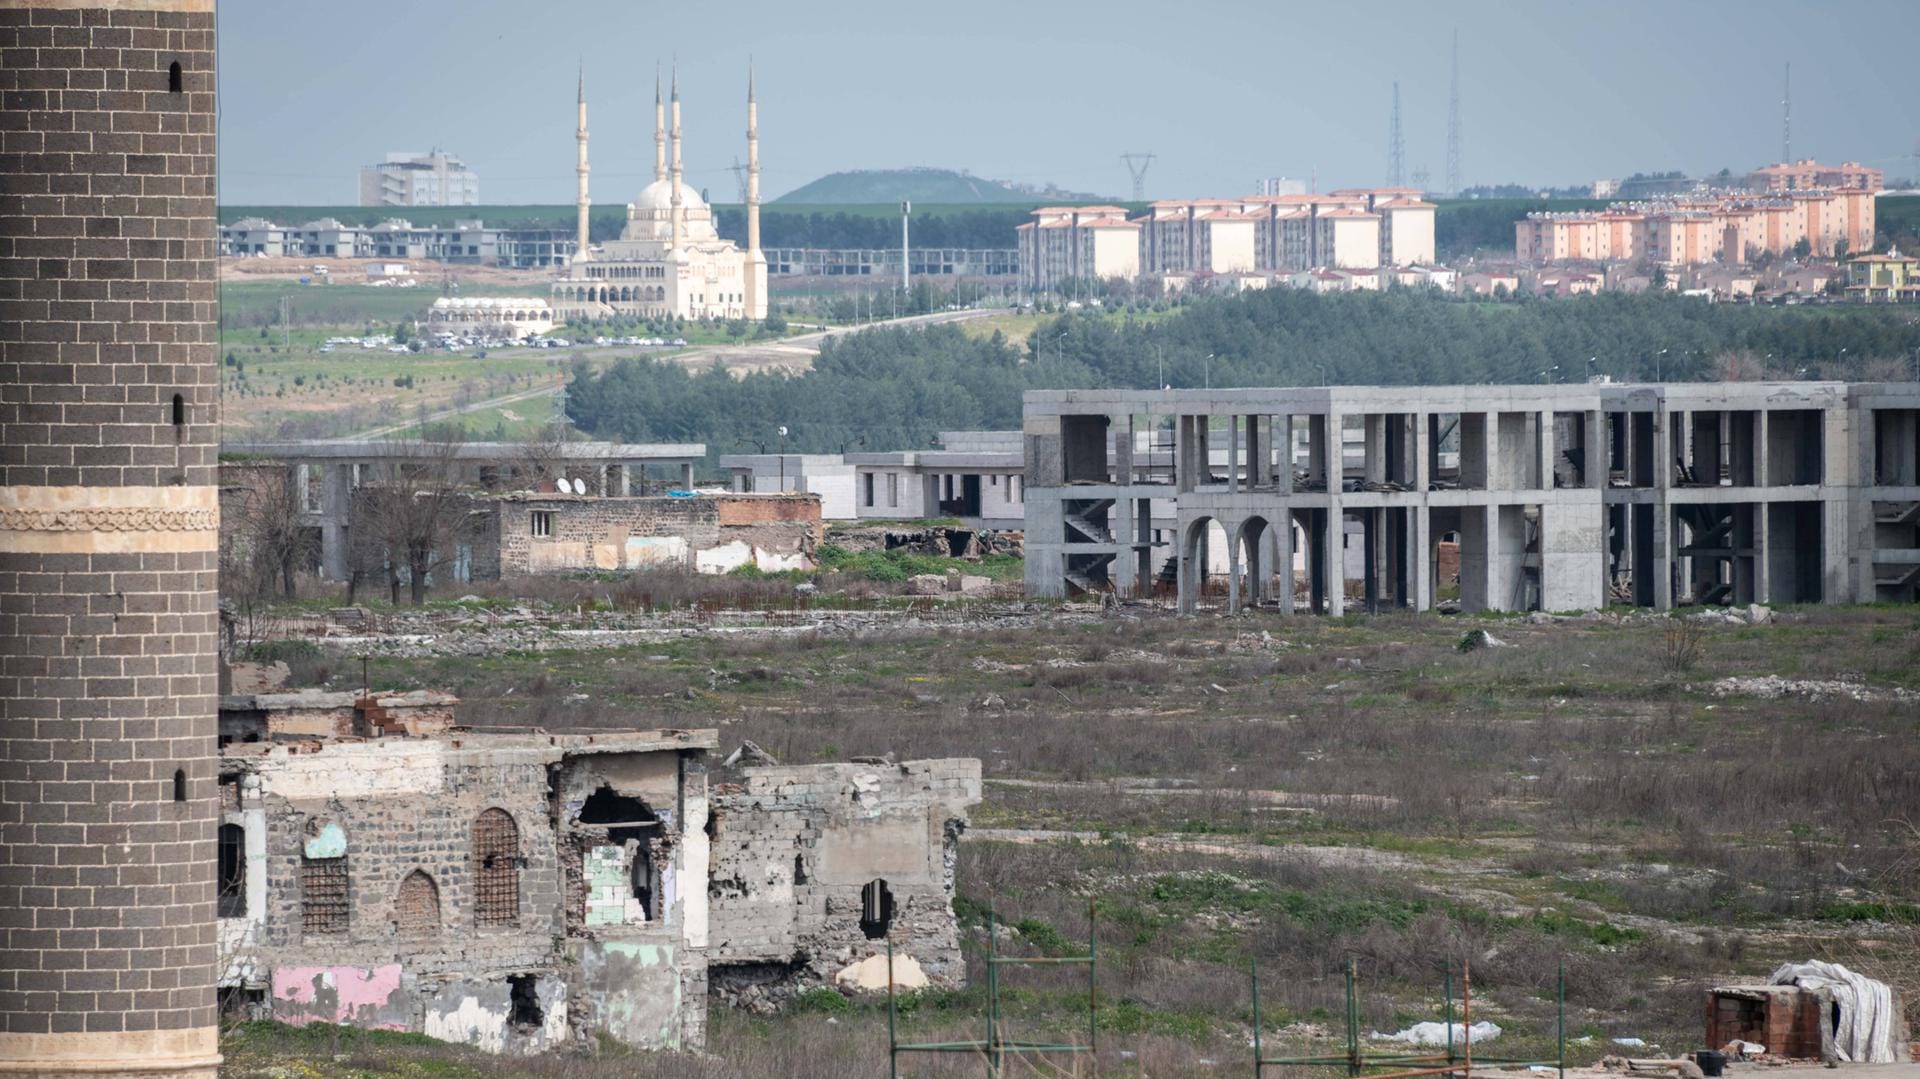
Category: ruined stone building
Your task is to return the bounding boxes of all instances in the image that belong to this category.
[1022,382,1920,611]
[214,692,979,1053]
[469,491,823,577]
[221,440,705,581]
[1,2,223,1075]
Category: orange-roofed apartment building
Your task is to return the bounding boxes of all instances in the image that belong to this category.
[1517,188,1874,268]
[1746,159,1883,193]
[1016,206,1141,293]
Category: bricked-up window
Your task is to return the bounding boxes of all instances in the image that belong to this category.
[395,870,441,936]
[859,878,894,939]
[531,511,554,537]
[168,61,182,93]
[218,824,247,918]
[301,855,349,935]
[472,808,520,927]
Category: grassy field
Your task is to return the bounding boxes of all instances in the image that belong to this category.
[235,597,1920,1077]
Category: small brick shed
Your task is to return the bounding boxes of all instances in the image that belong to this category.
[1706,985,1827,1058]
[1705,983,1912,1062]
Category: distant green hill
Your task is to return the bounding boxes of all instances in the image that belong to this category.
[774,167,1109,205]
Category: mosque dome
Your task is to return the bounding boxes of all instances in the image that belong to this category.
[634,179,703,212]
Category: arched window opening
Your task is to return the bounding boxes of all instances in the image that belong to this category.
[859,879,894,940]
[793,853,808,886]
[218,823,247,917]
[171,768,186,802]
[168,61,182,93]
[395,870,440,936]
[472,808,520,927]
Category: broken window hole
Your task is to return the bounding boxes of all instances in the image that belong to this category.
[859,878,894,940]
[577,784,657,827]
[508,973,543,1029]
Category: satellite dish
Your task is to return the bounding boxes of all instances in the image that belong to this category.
[566,477,583,494]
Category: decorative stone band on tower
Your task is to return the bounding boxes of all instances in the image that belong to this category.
[0,1,221,1075]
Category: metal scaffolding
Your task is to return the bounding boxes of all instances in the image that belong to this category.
[886,903,1099,1077]
[1253,958,1566,1079]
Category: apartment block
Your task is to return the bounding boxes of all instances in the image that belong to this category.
[1022,382,1920,612]
[359,150,481,206]
[1517,189,1875,267]
[1746,159,1884,194]
[1016,205,1140,292]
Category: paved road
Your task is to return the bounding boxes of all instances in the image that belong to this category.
[348,307,1001,438]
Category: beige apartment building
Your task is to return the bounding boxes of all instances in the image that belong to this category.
[1517,188,1875,268]
[1016,205,1141,293]
[1022,187,1436,292]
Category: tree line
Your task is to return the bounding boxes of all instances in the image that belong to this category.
[564,289,1920,458]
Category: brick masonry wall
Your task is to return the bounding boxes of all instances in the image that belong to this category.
[0,1,222,1067]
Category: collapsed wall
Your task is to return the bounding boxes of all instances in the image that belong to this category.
[706,759,983,1007]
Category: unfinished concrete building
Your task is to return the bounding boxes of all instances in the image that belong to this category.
[214,693,979,1054]
[1023,382,1920,612]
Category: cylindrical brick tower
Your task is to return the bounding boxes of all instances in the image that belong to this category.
[0,1,221,1076]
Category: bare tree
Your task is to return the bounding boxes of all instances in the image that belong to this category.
[349,433,484,606]
[222,462,317,600]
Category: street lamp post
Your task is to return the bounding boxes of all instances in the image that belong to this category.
[777,425,788,491]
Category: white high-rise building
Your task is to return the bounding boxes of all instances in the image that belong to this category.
[358,151,480,207]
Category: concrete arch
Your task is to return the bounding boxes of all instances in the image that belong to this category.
[1178,515,1227,615]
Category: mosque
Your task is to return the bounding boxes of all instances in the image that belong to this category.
[552,69,767,322]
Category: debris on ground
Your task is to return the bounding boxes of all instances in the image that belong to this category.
[1705,676,1916,704]
[1457,629,1509,652]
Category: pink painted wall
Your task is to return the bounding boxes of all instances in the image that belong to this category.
[270,964,409,1030]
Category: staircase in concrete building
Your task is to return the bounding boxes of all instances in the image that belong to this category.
[1062,499,1114,544]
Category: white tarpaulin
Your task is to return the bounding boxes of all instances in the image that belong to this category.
[1768,960,1897,1063]
[1374,1021,1502,1046]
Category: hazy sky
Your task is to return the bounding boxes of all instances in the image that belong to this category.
[218,0,1920,206]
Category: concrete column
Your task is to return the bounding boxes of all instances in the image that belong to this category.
[1325,503,1345,616]
[1227,415,1241,494]
[1112,414,1135,483]
[1536,410,1554,491]
[1277,415,1295,494]
[1587,410,1606,489]
[1113,496,1138,598]
[1364,414,1386,483]
[1227,519,1244,615]
[1414,505,1433,611]
[1754,501,1771,603]
[1326,411,1344,491]
[1276,510,1296,614]
[1414,412,1431,492]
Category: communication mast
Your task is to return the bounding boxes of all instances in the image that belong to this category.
[1446,31,1463,195]
[1387,80,1405,187]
